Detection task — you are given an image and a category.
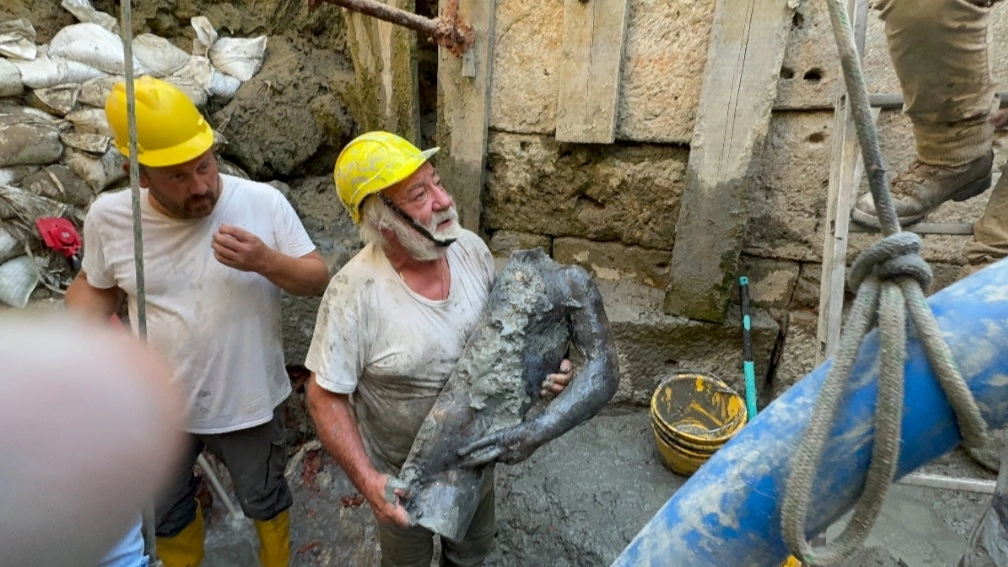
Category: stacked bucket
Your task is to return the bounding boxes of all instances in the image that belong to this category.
[650,370,747,476]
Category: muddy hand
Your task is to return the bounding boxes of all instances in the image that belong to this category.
[541,359,573,399]
[212,224,271,272]
[370,474,411,527]
[457,422,539,467]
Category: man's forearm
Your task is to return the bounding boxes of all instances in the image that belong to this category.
[65,274,123,320]
[306,378,383,503]
[259,250,329,296]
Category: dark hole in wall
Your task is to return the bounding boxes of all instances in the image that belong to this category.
[417,0,439,148]
[803,68,824,83]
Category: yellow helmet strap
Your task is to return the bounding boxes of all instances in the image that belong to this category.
[378,193,457,248]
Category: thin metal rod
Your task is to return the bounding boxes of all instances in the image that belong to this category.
[119,2,158,563]
[312,0,474,56]
[197,453,242,519]
[899,472,996,495]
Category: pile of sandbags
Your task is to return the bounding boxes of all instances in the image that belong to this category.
[0,0,266,308]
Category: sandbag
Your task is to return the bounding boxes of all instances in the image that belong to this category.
[26,84,80,117]
[49,23,148,76]
[21,165,95,208]
[78,75,123,108]
[209,36,267,82]
[0,18,37,60]
[191,16,218,58]
[60,131,110,155]
[0,166,40,188]
[0,184,74,225]
[164,75,208,107]
[169,57,213,106]
[12,45,107,90]
[133,34,189,78]
[65,107,111,137]
[0,59,23,98]
[64,147,125,193]
[0,223,20,263]
[208,70,241,99]
[0,256,39,308]
[0,112,64,168]
[60,0,118,33]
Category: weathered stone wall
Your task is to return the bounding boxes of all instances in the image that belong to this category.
[485,0,1008,398]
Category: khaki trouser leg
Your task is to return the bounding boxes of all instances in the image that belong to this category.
[875,0,998,166]
[962,162,1008,276]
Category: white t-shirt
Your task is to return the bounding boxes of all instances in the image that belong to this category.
[82,174,317,434]
[305,229,496,473]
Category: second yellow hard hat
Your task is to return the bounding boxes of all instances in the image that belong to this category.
[333,131,439,224]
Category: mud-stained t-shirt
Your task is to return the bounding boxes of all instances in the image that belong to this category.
[82,174,317,434]
[305,229,496,474]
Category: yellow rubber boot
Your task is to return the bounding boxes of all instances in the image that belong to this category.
[156,505,205,567]
[253,509,290,567]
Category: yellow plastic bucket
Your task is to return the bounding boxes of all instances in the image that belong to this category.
[650,371,747,443]
[650,371,747,476]
[651,428,711,475]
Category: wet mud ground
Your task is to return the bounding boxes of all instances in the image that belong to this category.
[195,409,992,567]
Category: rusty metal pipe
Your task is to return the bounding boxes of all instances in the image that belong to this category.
[312,0,474,56]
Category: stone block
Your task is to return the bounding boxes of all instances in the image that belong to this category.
[554,237,671,289]
[490,0,713,143]
[489,0,564,134]
[598,279,779,406]
[792,261,824,312]
[745,111,833,263]
[615,0,714,143]
[770,310,818,399]
[488,230,552,257]
[735,255,800,311]
[483,132,686,250]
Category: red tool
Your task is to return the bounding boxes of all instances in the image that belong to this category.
[35,217,82,272]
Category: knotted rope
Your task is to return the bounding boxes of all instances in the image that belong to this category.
[780,0,990,564]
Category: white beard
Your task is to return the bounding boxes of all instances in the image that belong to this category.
[388,206,461,261]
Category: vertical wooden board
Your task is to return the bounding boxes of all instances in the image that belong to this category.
[436,0,496,232]
[816,0,870,365]
[662,0,793,322]
[343,2,420,143]
[554,0,630,144]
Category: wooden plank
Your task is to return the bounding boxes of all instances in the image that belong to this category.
[554,0,630,144]
[815,0,870,365]
[850,222,975,235]
[436,0,495,232]
[662,0,794,323]
[343,1,421,143]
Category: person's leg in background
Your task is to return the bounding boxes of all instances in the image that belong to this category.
[155,436,206,567]
[852,0,1000,227]
[204,406,293,567]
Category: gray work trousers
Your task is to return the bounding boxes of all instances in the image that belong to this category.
[155,406,293,536]
[875,0,1008,271]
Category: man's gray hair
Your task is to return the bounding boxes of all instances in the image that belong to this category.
[358,195,396,249]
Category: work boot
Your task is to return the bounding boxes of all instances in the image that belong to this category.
[850,151,993,228]
[253,509,290,567]
[156,505,205,567]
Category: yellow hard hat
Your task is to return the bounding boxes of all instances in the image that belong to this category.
[105,76,215,167]
[333,131,439,224]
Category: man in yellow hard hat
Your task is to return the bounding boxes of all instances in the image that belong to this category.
[65,76,330,567]
[303,131,573,566]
